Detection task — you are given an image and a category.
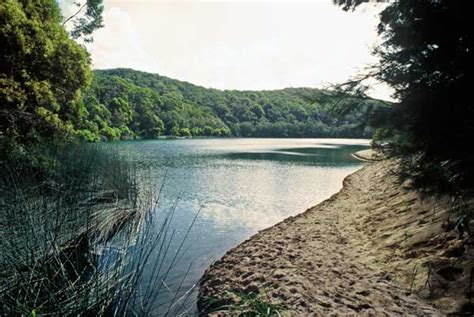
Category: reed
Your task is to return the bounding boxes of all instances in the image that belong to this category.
[0,143,195,316]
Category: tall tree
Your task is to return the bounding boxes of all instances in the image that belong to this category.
[335,0,474,195]
[0,0,92,157]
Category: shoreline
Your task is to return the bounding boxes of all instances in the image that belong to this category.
[198,158,471,315]
[351,148,385,162]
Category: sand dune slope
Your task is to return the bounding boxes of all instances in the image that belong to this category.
[199,159,472,315]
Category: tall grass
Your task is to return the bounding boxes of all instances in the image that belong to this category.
[0,143,196,316]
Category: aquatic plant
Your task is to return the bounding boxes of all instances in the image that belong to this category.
[0,144,195,315]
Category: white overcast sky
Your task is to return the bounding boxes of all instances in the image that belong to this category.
[59,0,393,100]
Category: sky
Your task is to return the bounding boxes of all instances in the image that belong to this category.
[59,0,393,100]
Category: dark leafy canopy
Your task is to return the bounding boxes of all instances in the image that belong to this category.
[77,68,384,141]
[335,0,474,196]
[0,0,92,158]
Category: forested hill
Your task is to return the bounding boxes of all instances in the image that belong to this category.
[76,68,384,141]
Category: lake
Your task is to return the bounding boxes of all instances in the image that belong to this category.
[111,138,369,314]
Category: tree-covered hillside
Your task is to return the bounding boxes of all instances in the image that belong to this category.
[76,68,385,141]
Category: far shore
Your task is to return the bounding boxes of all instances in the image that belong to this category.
[106,136,373,141]
[198,155,470,315]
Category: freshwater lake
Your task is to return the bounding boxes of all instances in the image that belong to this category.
[112,138,369,314]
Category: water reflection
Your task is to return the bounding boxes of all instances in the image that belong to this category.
[222,144,367,165]
[108,138,369,314]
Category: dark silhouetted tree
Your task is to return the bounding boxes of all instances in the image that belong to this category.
[335,0,474,196]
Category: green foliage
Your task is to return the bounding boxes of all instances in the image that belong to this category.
[0,0,380,160]
[62,0,104,42]
[335,0,474,197]
[77,68,382,140]
[0,0,92,159]
[210,292,285,316]
[233,292,284,316]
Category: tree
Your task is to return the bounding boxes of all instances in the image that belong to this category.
[84,68,380,140]
[335,0,474,195]
[0,0,92,158]
[62,0,104,43]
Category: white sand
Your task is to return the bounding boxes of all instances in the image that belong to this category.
[199,159,471,315]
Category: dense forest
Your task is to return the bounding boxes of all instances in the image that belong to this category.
[0,0,385,156]
[74,69,385,141]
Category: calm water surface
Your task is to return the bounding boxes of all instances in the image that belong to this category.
[113,138,369,314]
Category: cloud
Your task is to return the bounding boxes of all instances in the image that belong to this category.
[59,0,394,100]
[86,6,161,73]
[57,0,78,19]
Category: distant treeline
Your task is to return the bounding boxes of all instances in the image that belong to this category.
[75,68,385,141]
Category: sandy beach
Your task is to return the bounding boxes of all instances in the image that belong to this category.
[198,157,472,315]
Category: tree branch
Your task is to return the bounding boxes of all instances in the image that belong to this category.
[62,2,87,27]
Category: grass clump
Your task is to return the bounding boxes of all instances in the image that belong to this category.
[209,291,286,317]
[0,143,195,316]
